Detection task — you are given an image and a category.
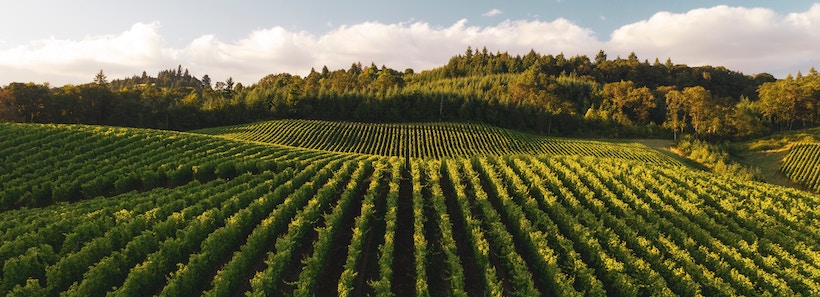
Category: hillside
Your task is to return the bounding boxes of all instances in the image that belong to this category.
[0,123,335,210]
[7,49,808,140]
[1,122,819,296]
[194,119,678,165]
[741,127,820,192]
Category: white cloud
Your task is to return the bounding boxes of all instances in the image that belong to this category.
[606,4,820,76]
[181,27,316,82]
[0,18,599,85]
[308,18,598,74]
[483,9,503,17]
[1,4,819,86]
[0,22,177,84]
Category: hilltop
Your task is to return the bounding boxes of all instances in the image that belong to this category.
[7,48,817,141]
[193,119,677,164]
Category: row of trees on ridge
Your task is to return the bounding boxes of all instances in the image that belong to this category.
[1,48,817,138]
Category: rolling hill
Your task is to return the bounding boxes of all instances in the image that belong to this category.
[193,119,678,165]
[0,121,819,296]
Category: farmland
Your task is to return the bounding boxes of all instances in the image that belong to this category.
[781,142,820,193]
[1,120,819,296]
[194,120,675,164]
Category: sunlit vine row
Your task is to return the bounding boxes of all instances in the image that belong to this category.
[1,122,819,296]
[782,142,820,192]
[195,119,676,164]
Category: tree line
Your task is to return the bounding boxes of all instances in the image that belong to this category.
[1,48,817,138]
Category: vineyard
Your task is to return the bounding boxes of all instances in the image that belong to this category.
[782,142,820,192]
[194,119,677,165]
[1,122,820,296]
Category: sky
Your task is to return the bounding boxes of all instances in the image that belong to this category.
[1,1,818,86]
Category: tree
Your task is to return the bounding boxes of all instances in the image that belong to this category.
[594,50,607,65]
[358,64,379,89]
[303,68,321,97]
[348,62,363,76]
[0,87,24,122]
[664,89,686,140]
[726,96,767,138]
[601,80,656,125]
[1,83,51,123]
[180,89,201,107]
[555,73,599,114]
[758,76,812,130]
[223,77,235,98]
[625,86,656,124]
[627,52,639,64]
[682,86,721,136]
[76,83,115,124]
[510,65,574,133]
[373,70,402,93]
[94,70,108,85]
[201,75,212,89]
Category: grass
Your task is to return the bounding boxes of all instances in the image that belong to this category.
[631,138,710,171]
[738,127,820,190]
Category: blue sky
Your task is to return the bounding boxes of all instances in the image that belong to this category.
[1,1,818,85]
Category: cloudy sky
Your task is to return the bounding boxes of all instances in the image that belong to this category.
[1,1,818,86]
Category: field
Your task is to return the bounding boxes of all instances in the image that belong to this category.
[1,120,819,296]
[193,120,677,164]
[743,127,820,192]
[782,143,820,192]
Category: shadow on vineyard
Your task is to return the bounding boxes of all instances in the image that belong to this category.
[314,167,371,295]
[419,166,447,296]
[438,163,484,296]
[352,165,389,297]
[391,161,415,296]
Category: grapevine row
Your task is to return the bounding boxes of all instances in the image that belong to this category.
[782,142,820,192]
[246,158,365,295]
[194,119,676,164]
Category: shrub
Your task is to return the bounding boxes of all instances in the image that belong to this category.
[216,162,236,179]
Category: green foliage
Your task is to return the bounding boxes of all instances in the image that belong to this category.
[782,142,820,192]
[758,72,820,131]
[195,119,678,165]
[747,126,820,151]
[7,278,47,297]
[1,49,795,138]
[1,245,56,293]
[336,161,392,296]
[674,136,761,181]
[0,123,321,210]
[599,81,656,126]
[192,163,215,182]
[0,122,819,296]
[214,162,236,179]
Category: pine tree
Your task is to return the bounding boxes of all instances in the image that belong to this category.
[94,70,108,85]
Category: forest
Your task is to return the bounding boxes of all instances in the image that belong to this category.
[1,48,818,138]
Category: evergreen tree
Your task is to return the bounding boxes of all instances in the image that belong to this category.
[94,70,108,86]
